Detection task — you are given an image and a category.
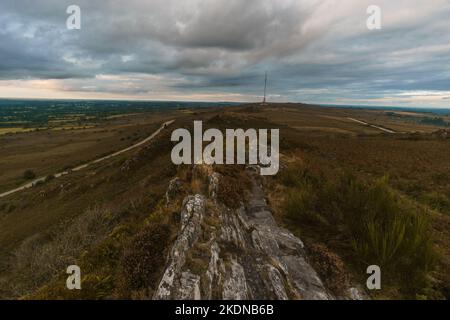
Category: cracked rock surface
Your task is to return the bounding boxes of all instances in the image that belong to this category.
[154,167,361,300]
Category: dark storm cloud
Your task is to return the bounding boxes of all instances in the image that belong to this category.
[0,0,449,104]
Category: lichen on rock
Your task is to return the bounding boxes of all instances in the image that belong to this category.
[154,166,364,300]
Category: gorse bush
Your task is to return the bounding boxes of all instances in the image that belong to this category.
[281,166,435,294]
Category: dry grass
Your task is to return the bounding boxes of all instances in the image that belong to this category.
[2,206,119,298]
[0,111,172,193]
[278,164,438,298]
[1,103,449,300]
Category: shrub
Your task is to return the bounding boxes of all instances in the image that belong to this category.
[284,187,319,224]
[307,243,350,296]
[349,178,435,285]
[217,175,243,208]
[23,169,36,180]
[331,175,435,286]
[121,222,171,290]
[279,166,318,188]
[216,165,251,209]
[44,175,55,183]
[281,167,436,294]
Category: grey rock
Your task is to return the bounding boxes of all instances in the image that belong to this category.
[204,241,222,299]
[346,287,369,300]
[222,259,248,300]
[266,265,289,300]
[153,194,205,299]
[154,167,362,300]
[165,177,182,205]
[208,173,220,198]
[178,272,201,300]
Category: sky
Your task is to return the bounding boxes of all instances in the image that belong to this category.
[0,0,449,107]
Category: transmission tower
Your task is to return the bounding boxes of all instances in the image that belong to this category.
[262,72,267,105]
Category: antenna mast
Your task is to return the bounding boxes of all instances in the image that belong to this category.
[263,72,267,104]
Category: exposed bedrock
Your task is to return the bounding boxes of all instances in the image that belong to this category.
[154,166,364,300]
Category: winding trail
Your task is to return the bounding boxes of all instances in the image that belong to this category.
[0,120,174,199]
[347,117,396,133]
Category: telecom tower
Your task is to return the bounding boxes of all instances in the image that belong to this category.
[262,72,267,105]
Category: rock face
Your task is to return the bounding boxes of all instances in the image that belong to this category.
[154,167,358,300]
[154,195,205,299]
[165,177,182,205]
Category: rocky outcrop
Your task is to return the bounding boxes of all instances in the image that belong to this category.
[165,177,182,205]
[153,166,363,300]
[153,195,205,299]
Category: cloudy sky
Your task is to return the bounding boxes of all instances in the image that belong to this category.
[0,0,449,107]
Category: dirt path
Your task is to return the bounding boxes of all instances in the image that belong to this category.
[347,117,396,133]
[0,120,174,199]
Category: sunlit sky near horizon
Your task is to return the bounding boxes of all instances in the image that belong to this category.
[0,0,449,108]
